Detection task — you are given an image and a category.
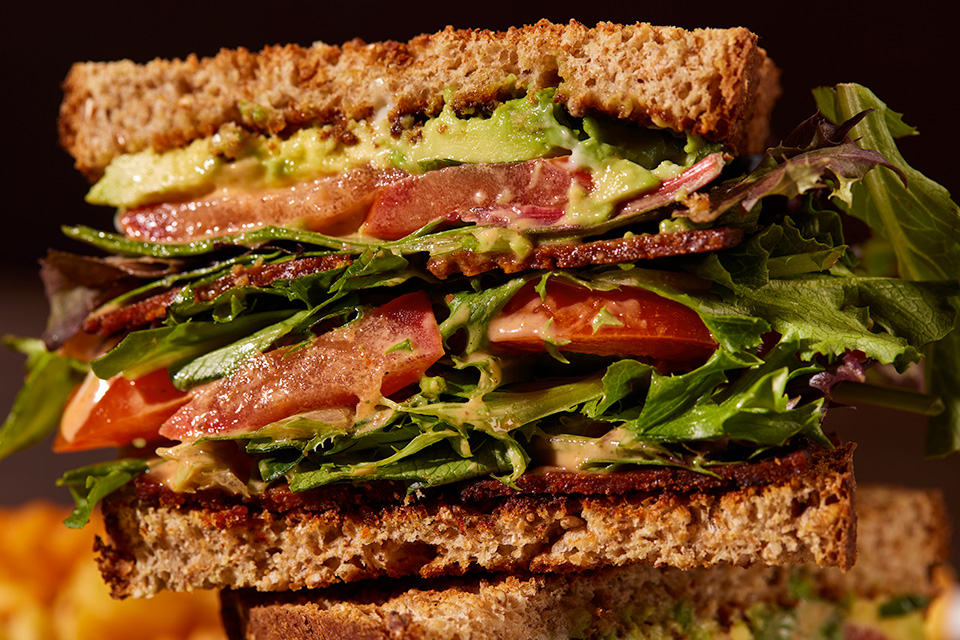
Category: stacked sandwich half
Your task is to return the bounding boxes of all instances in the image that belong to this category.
[2,19,958,640]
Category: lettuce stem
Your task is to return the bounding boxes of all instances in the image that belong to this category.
[830,381,944,416]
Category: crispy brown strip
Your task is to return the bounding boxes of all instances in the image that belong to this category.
[84,254,353,335]
[132,440,839,516]
[426,227,744,278]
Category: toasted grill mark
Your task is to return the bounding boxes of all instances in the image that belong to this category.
[84,254,352,335]
[426,227,744,278]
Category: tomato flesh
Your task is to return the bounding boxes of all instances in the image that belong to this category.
[488,281,716,370]
[120,167,406,244]
[160,291,444,442]
[55,368,189,452]
[362,158,588,240]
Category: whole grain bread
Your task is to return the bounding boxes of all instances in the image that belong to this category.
[218,485,951,640]
[222,564,786,640]
[96,444,855,599]
[60,20,780,179]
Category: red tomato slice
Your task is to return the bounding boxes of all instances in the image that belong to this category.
[55,368,190,452]
[120,167,407,244]
[488,281,716,370]
[160,291,444,442]
[362,158,588,240]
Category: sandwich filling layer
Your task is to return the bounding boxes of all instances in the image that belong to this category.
[2,83,958,535]
[89,89,724,244]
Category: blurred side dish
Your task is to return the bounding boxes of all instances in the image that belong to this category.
[0,502,225,640]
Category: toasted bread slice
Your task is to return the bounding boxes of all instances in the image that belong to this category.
[220,485,951,640]
[96,443,854,599]
[60,20,779,179]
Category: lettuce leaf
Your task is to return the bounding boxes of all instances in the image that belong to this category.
[814,83,960,455]
[58,459,150,528]
[0,337,88,461]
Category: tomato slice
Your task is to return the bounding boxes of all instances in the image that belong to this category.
[120,166,407,244]
[55,368,190,452]
[488,281,716,370]
[362,158,588,240]
[160,291,444,442]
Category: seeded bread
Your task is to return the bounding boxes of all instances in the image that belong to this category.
[96,444,855,599]
[218,485,951,640]
[59,20,780,179]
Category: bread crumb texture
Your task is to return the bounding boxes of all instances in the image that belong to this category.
[218,486,951,640]
[59,20,780,179]
[98,445,857,599]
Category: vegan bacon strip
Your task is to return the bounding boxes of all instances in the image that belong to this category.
[84,254,353,336]
[426,227,744,278]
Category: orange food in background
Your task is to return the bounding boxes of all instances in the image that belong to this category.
[0,502,225,640]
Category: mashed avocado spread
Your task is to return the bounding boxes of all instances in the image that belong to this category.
[86,88,717,214]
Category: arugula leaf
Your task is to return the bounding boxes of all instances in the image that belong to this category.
[440,276,532,353]
[91,309,296,382]
[405,373,606,435]
[58,459,150,528]
[585,359,652,419]
[624,350,759,432]
[290,433,519,492]
[878,595,932,618]
[169,308,324,389]
[0,337,88,461]
[329,248,420,293]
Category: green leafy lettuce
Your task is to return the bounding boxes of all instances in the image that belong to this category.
[814,83,960,455]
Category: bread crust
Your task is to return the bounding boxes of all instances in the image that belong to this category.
[218,485,950,640]
[96,443,855,599]
[59,20,780,179]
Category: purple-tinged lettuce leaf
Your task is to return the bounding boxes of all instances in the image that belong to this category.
[809,352,866,397]
[813,84,960,282]
[686,112,898,225]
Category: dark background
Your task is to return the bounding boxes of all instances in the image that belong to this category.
[2,1,957,560]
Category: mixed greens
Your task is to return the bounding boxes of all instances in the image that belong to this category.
[1,83,958,528]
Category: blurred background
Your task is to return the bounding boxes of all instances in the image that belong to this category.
[2,0,956,565]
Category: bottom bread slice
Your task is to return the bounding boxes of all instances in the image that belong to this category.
[97,443,856,598]
[221,485,951,640]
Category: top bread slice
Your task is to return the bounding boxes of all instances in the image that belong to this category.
[59,20,780,180]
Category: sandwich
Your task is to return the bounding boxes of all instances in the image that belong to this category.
[0,18,958,638]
